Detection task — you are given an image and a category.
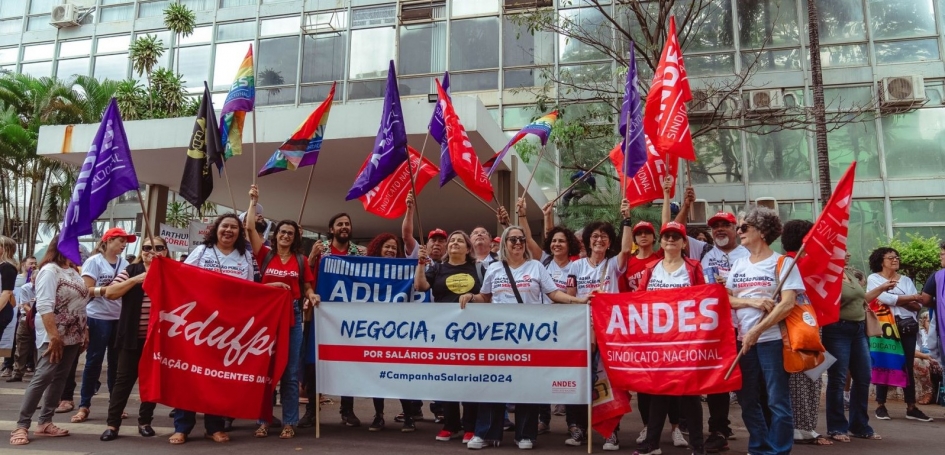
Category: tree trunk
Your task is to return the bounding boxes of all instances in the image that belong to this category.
[808,0,832,201]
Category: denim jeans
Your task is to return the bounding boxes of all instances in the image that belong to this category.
[79,317,118,409]
[736,340,793,455]
[258,305,304,426]
[474,403,506,441]
[822,320,874,436]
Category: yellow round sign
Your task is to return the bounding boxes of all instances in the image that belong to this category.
[446,273,475,294]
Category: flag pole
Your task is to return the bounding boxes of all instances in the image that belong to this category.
[220,162,239,214]
[135,189,156,247]
[548,154,611,206]
[451,180,498,214]
[521,144,547,197]
[685,161,693,222]
[298,164,317,225]
[406,133,430,239]
[252,111,259,186]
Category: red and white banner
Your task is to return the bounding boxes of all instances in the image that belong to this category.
[592,285,741,395]
[317,302,590,404]
[592,356,632,438]
[158,223,189,253]
[643,17,695,161]
[359,146,438,219]
[798,162,856,326]
[610,135,679,207]
[139,257,293,420]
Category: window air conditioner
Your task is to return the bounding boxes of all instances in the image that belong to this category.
[50,4,80,28]
[748,89,785,111]
[881,76,925,106]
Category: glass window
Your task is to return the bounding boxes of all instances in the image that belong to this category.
[503,105,540,130]
[176,45,211,89]
[20,61,52,78]
[398,76,434,97]
[94,53,129,81]
[56,57,90,79]
[347,80,386,100]
[260,16,299,37]
[181,0,214,10]
[349,27,394,79]
[23,43,54,61]
[300,83,342,104]
[302,34,346,83]
[139,1,170,18]
[820,44,868,67]
[503,16,554,66]
[258,36,299,86]
[256,87,295,106]
[745,125,811,182]
[680,0,734,53]
[691,122,743,183]
[875,39,939,64]
[882,107,945,178]
[558,62,611,87]
[97,36,129,54]
[685,53,734,76]
[351,5,396,28]
[450,71,498,92]
[29,0,53,15]
[26,14,50,31]
[504,68,550,89]
[843,199,886,271]
[827,120,880,180]
[59,39,92,58]
[399,22,446,75]
[869,0,935,40]
[893,226,945,242]
[736,0,799,48]
[217,21,256,41]
[741,49,802,72]
[891,198,945,224]
[451,17,500,70]
[0,47,16,64]
[824,85,873,110]
[179,26,213,45]
[452,0,499,17]
[99,5,134,23]
[304,10,347,33]
[558,8,609,63]
[213,41,253,90]
[0,18,21,35]
[221,0,257,7]
[0,2,24,18]
[814,0,865,43]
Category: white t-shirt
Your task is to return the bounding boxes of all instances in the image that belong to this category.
[867,273,919,321]
[700,245,750,280]
[646,260,691,290]
[727,253,805,343]
[81,254,128,320]
[540,252,573,304]
[481,260,556,304]
[570,256,625,298]
[186,245,254,281]
[686,236,708,261]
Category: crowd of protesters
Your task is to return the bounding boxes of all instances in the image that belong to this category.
[2,176,944,453]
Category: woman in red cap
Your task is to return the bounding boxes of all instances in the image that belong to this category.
[71,227,135,425]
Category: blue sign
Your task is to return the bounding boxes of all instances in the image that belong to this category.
[316,255,432,303]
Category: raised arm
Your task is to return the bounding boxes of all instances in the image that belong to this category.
[516,197,544,260]
[676,186,695,224]
[246,185,264,255]
[414,245,431,292]
[542,201,555,237]
[661,176,674,225]
[616,198,633,270]
[402,191,418,256]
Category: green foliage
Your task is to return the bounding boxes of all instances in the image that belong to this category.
[164,2,197,38]
[129,35,165,79]
[886,233,942,287]
[556,177,661,233]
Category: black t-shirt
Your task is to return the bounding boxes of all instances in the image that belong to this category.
[426,261,483,303]
[0,262,16,292]
[923,273,940,306]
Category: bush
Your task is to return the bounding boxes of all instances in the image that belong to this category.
[886,233,941,287]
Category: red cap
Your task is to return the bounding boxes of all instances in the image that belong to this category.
[631,221,655,235]
[708,211,737,226]
[492,237,501,243]
[660,221,687,238]
[427,228,447,240]
[102,227,137,243]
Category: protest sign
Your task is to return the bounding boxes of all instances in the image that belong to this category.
[315,255,432,302]
[317,302,590,404]
[592,284,741,395]
[139,257,292,421]
[188,221,210,252]
[158,223,189,253]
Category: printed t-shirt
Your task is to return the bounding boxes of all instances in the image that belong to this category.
[700,245,750,281]
[111,270,151,339]
[646,260,691,290]
[726,253,804,343]
[34,264,88,348]
[868,273,918,321]
[81,254,128,320]
[186,245,254,281]
[255,245,315,300]
[426,262,483,302]
[622,253,660,292]
[570,256,625,298]
[481,260,556,304]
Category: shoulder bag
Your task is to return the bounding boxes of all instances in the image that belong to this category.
[502,261,525,304]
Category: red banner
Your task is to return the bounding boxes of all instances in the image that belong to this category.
[798,162,856,326]
[610,135,679,207]
[592,358,632,437]
[359,146,439,219]
[592,284,741,395]
[643,17,695,161]
[139,257,292,420]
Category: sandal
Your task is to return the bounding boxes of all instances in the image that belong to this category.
[254,424,269,438]
[70,408,89,423]
[279,426,295,439]
[829,434,851,443]
[205,431,230,443]
[9,428,29,445]
[121,411,128,419]
[33,423,69,437]
[55,400,74,413]
[169,432,187,444]
[853,433,882,440]
[814,436,834,445]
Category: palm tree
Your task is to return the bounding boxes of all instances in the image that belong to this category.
[807,0,831,202]
[129,34,165,114]
[164,2,196,74]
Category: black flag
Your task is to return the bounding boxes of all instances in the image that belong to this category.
[180,82,224,209]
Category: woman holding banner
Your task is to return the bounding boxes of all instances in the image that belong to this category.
[415,231,484,444]
[633,221,706,455]
[726,207,799,455]
[99,236,169,441]
[246,185,318,440]
[460,225,587,450]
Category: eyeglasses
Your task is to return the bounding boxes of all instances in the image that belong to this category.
[142,245,167,253]
[662,232,683,241]
[737,223,752,233]
[884,255,900,261]
[277,230,295,237]
[507,236,527,244]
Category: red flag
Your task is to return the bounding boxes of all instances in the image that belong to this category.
[139,257,292,421]
[358,146,439,219]
[436,80,494,201]
[610,134,679,207]
[643,17,695,161]
[797,162,857,326]
[592,359,632,437]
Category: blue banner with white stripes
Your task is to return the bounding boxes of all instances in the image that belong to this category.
[316,255,432,303]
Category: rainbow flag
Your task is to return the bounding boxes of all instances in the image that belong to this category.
[258,82,336,177]
[219,44,255,163]
[484,110,557,177]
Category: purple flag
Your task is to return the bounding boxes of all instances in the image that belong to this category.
[429,72,457,186]
[346,60,409,200]
[59,98,140,265]
[619,44,647,178]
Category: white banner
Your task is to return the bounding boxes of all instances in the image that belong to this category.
[158,223,189,253]
[316,302,590,404]
[188,221,211,252]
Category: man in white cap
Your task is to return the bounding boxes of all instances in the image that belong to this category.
[239,203,271,241]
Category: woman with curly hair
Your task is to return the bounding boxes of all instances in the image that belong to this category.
[366,233,403,259]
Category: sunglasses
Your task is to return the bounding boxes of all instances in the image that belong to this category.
[507,236,527,244]
[142,245,167,253]
[737,224,752,233]
[662,232,683,241]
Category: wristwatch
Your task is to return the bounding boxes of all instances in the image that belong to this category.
[621,217,633,227]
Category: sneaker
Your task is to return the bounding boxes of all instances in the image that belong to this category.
[434,414,445,424]
[298,411,314,428]
[633,444,662,455]
[603,432,620,451]
[394,411,424,422]
[722,429,736,440]
[436,429,461,441]
[341,411,361,427]
[679,421,689,435]
[673,428,688,447]
[636,428,648,444]
[369,414,384,432]
[565,425,586,446]
[537,421,549,435]
[705,432,729,453]
[468,436,486,449]
[517,438,533,449]
[875,405,891,420]
[906,407,933,422]
[402,416,416,432]
[553,404,566,416]
[729,392,738,405]
[503,418,514,431]
[0,367,11,377]
[463,431,475,443]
